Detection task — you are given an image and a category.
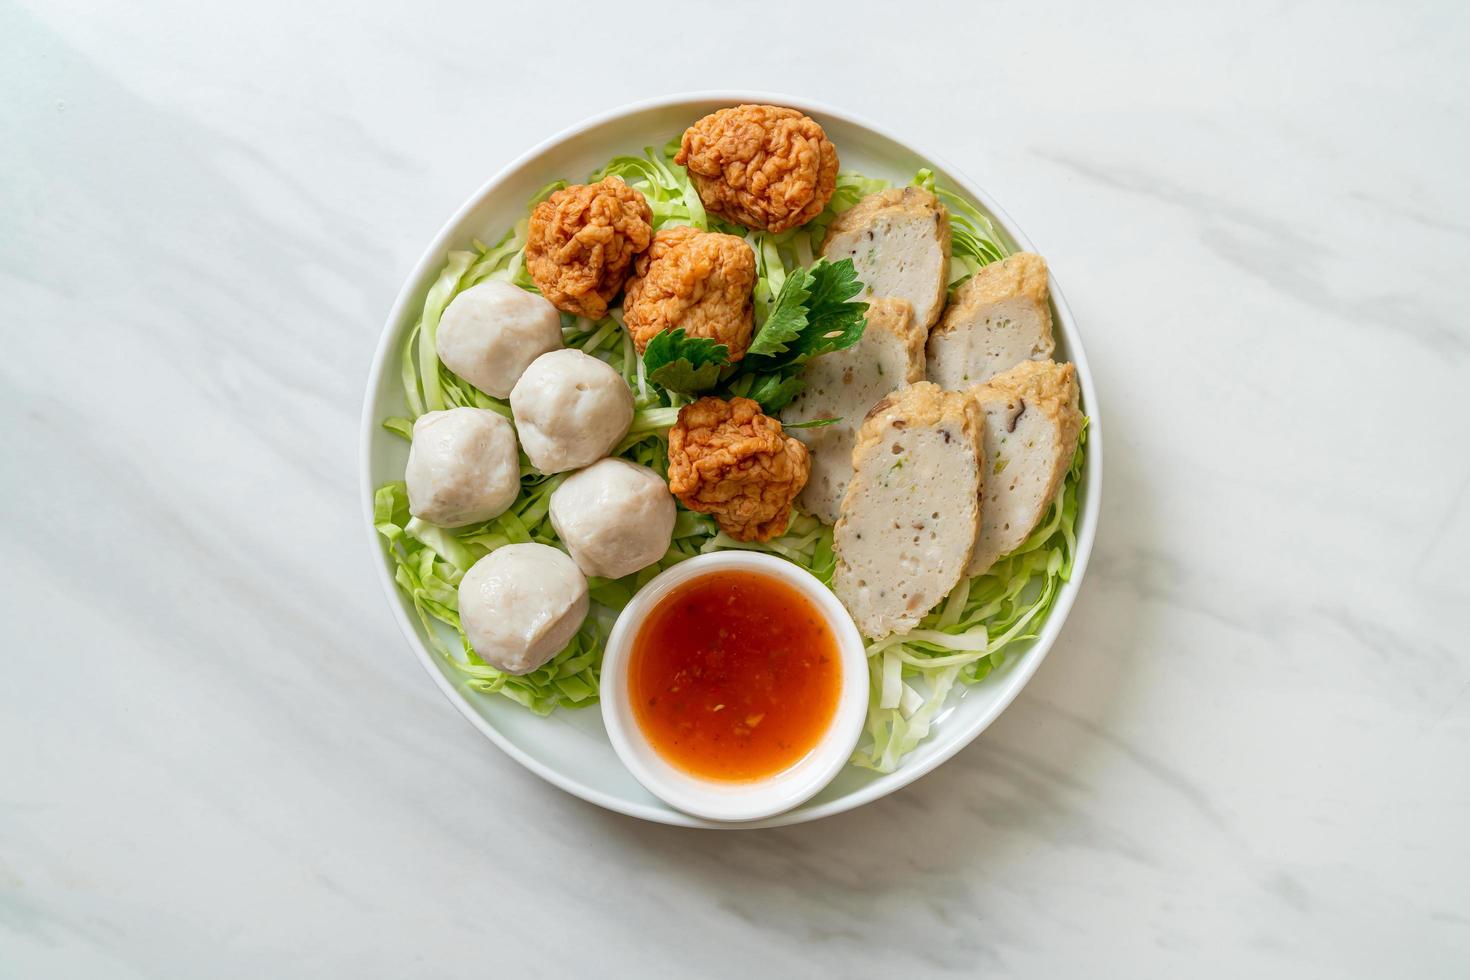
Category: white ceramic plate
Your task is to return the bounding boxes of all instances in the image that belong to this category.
[360,91,1102,829]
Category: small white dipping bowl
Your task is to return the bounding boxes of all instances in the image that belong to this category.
[600,551,869,822]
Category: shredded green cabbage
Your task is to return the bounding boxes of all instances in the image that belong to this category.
[592,139,709,232]
[373,139,1086,770]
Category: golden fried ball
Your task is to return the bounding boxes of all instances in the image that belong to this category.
[623,225,756,361]
[675,105,838,233]
[667,397,810,542]
[525,176,653,319]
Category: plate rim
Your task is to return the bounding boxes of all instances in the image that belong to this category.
[358,90,1104,829]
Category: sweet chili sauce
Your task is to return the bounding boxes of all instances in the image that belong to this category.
[629,570,841,782]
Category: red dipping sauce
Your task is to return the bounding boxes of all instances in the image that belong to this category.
[629,570,842,782]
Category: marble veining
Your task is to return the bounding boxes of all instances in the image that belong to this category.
[3,0,1467,976]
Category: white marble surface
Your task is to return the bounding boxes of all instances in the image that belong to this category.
[4,0,1468,975]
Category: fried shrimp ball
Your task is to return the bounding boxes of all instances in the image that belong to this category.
[675,105,838,233]
[666,396,810,542]
[525,176,653,318]
[623,225,757,360]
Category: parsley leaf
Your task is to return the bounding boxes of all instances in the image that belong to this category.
[746,265,814,357]
[638,258,867,410]
[800,257,868,359]
[727,369,807,414]
[642,328,729,393]
[741,258,868,374]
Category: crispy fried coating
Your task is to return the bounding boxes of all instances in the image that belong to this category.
[525,176,653,319]
[623,225,756,360]
[675,105,838,233]
[667,397,810,542]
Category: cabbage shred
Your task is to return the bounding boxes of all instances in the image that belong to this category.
[374,139,1086,770]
